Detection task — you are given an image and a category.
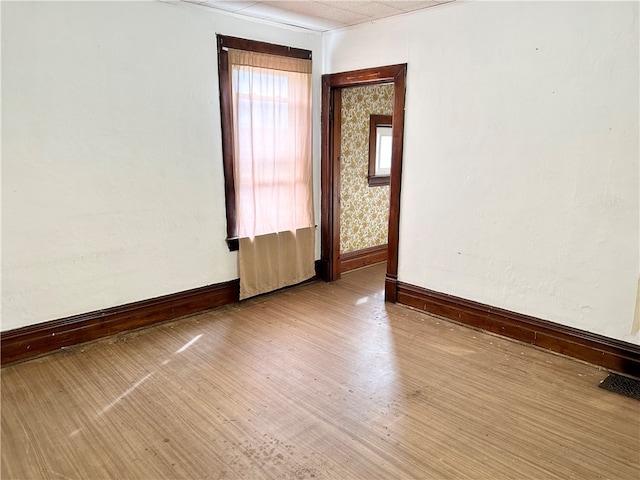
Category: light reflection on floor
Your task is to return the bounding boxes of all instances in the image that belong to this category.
[70,332,207,438]
[176,334,203,354]
[99,372,154,415]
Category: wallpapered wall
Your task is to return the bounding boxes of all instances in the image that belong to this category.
[340,83,394,254]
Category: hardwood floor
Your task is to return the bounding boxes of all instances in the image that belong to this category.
[2,263,639,479]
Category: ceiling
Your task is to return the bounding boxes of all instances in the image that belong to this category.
[180,0,456,31]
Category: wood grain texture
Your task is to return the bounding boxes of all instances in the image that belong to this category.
[397,280,640,378]
[2,264,638,480]
[385,65,407,302]
[217,34,238,246]
[340,244,387,273]
[218,35,312,60]
[319,76,335,282]
[1,280,240,365]
[330,88,343,280]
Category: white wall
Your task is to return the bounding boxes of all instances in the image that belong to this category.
[1,1,322,331]
[324,1,639,344]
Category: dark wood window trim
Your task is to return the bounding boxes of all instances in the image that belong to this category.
[216,35,312,251]
[368,114,392,187]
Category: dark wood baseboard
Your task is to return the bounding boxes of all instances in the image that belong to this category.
[1,280,240,366]
[385,274,398,303]
[396,281,640,378]
[340,244,387,274]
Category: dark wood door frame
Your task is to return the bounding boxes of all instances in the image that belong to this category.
[320,64,407,302]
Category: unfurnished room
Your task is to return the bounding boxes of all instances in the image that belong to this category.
[1,0,639,478]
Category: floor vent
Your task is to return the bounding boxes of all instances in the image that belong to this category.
[599,373,640,401]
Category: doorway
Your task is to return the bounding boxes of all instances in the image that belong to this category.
[338,83,393,274]
[320,64,407,302]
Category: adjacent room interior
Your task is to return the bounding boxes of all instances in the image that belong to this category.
[2,0,639,478]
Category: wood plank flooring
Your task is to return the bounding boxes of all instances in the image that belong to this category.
[2,263,639,479]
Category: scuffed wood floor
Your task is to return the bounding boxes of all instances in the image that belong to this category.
[2,264,639,479]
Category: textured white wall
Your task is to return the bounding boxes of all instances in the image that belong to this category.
[324,1,639,343]
[1,1,322,331]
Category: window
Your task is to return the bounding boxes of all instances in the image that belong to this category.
[217,35,313,250]
[368,114,392,187]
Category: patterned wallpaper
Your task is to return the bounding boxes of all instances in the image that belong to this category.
[340,83,394,254]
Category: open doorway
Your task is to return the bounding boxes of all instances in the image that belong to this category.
[320,64,407,302]
[338,83,393,273]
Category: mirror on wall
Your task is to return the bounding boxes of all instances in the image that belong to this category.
[368,114,392,187]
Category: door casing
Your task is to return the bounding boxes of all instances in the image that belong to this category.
[320,64,407,302]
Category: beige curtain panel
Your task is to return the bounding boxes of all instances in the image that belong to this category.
[239,228,315,300]
[229,49,315,300]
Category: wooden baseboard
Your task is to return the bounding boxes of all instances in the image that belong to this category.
[340,244,387,274]
[396,281,640,378]
[385,273,398,303]
[1,280,240,366]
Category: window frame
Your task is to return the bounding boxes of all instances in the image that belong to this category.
[216,35,312,251]
[367,114,393,187]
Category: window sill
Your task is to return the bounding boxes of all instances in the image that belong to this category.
[368,175,390,187]
[226,237,239,252]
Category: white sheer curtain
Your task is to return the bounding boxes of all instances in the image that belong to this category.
[228,49,315,299]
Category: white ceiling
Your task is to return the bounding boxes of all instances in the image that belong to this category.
[181,0,456,31]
